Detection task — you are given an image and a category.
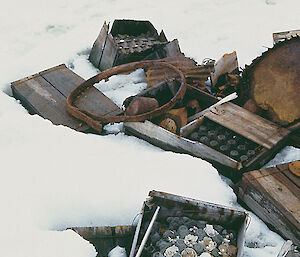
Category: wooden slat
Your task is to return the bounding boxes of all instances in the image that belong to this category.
[41,64,123,117]
[238,164,300,247]
[273,30,300,44]
[40,64,84,97]
[204,102,290,149]
[11,64,123,132]
[124,120,239,170]
[12,76,88,131]
[89,22,109,68]
[73,86,123,117]
[251,171,300,221]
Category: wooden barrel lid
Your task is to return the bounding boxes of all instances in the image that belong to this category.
[289,161,300,177]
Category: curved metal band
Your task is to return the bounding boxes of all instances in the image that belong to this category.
[67,60,186,132]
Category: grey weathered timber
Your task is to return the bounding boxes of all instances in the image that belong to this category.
[124,95,291,175]
[124,120,240,170]
[71,226,135,257]
[204,102,290,149]
[11,64,122,132]
[237,162,300,247]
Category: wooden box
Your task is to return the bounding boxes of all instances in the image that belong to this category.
[89,19,181,71]
[124,85,291,177]
[236,162,300,247]
[130,190,250,257]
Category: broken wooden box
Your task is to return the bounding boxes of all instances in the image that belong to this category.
[236,161,300,248]
[124,83,291,176]
[130,190,250,257]
[89,19,181,71]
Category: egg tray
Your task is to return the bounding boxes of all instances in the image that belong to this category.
[114,34,162,55]
[186,118,260,164]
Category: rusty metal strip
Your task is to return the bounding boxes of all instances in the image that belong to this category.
[67,60,186,133]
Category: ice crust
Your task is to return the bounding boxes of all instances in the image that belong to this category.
[0,0,299,257]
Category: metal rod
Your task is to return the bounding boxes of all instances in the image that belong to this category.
[129,206,145,257]
[135,206,161,257]
[187,92,238,122]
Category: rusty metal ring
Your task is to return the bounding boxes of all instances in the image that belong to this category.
[67,60,186,132]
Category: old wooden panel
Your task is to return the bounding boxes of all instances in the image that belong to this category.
[273,29,300,44]
[237,162,300,247]
[71,226,135,257]
[73,87,123,117]
[89,22,109,68]
[124,120,239,170]
[204,102,290,149]
[12,74,88,131]
[11,64,122,132]
[99,33,118,70]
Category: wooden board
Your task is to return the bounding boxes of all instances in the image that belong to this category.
[124,120,240,170]
[11,64,122,132]
[273,29,300,44]
[237,162,300,247]
[204,102,290,149]
[89,22,109,69]
[71,226,135,257]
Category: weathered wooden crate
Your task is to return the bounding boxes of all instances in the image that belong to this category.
[71,226,135,257]
[130,190,249,257]
[124,85,291,178]
[11,64,123,132]
[236,162,300,247]
[89,19,181,71]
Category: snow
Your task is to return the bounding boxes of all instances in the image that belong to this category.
[0,0,299,257]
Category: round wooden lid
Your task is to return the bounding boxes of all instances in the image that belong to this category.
[289,161,300,177]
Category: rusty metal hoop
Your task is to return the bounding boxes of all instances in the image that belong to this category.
[67,60,186,133]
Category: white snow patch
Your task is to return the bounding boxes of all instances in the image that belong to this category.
[0,0,299,257]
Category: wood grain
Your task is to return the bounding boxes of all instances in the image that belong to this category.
[204,102,290,149]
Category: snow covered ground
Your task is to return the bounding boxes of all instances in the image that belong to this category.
[0,0,299,257]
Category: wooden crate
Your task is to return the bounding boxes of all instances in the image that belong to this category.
[236,162,300,247]
[130,190,249,257]
[71,226,135,257]
[11,64,122,132]
[124,86,291,177]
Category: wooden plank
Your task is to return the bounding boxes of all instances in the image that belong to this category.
[73,87,123,116]
[238,180,300,247]
[12,76,88,132]
[124,120,240,170]
[100,33,117,70]
[238,165,300,247]
[273,30,300,44]
[277,162,300,188]
[41,64,123,117]
[89,22,109,68]
[253,172,300,221]
[40,64,84,97]
[204,102,290,149]
[11,64,123,132]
